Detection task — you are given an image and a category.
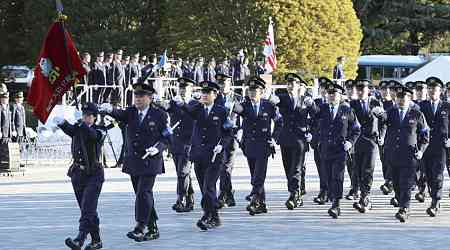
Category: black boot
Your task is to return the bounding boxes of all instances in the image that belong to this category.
[415,192,425,203]
[395,207,409,222]
[218,191,227,209]
[196,212,210,231]
[65,231,87,250]
[173,196,184,212]
[285,192,296,210]
[328,199,341,219]
[356,196,372,213]
[185,193,195,211]
[390,197,400,207]
[426,199,440,217]
[226,190,236,207]
[143,221,160,241]
[126,223,145,242]
[207,210,222,229]
[313,190,328,205]
[84,231,102,250]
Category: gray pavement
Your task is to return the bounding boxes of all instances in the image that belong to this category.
[1,150,450,250]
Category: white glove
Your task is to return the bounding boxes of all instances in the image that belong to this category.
[173,95,184,106]
[104,115,115,123]
[343,141,352,151]
[213,145,223,154]
[192,92,201,100]
[74,110,82,120]
[233,103,244,114]
[146,147,159,156]
[236,129,243,142]
[53,116,65,125]
[269,94,280,105]
[268,138,277,147]
[371,106,384,116]
[445,138,450,148]
[305,133,312,143]
[415,151,423,160]
[303,97,314,107]
[11,131,17,137]
[98,103,113,113]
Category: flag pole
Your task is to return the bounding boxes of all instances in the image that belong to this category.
[55,0,80,109]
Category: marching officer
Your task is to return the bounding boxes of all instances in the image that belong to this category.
[275,73,312,209]
[379,80,395,195]
[312,77,329,204]
[11,91,26,143]
[420,77,450,217]
[0,86,11,143]
[381,85,429,222]
[350,80,385,213]
[54,103,106,250]
[414,80,429,203]
[100,82,171,241]
[233,77,281,215]
[166,77,196,213]
[215,73,241,208]
[308,79,361,219]
[173,80,232,230]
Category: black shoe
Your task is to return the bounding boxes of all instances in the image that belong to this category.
[126,223,145,242]
[395,208,409,222]
[248,198,267,216]
[143,222,160,241]
[357,196,372,213]
[345,189,358,200]
[415,192,425,203]
[426,200,440,217]
[65,231,87,250]
[207,211,222,229]
[328,200,341,219]
[196,213,210,231]
[286,191,303,210]
[84,231,102,250]
[313,191,328,205]
[390,197,400,207]
[380,182,393,195]
[226,190,236,207]
[186,194,195,211]
[173,197,184,212]
[218,192,227,209]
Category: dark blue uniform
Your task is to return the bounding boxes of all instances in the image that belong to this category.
[235,99,280,205]
[383,104,429,209]
[58,121,105,240]
[215,93,241,206]
[276,93,310,198]
[311,97,326,197]
[110,105,170,227]
[313,102,361,202]
[380,100,395,190]
[167,99,196,210]
[420,100,449,203]
[182,101,231,216]
[350,97,384,204]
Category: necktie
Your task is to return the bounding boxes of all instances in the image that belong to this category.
[400,109,405,122]
[432,102,437,115]
[253,104,258,116]
[331,106,335,120]
[362,100,368,113]
[205,107,209,117]
[138,112,144,124]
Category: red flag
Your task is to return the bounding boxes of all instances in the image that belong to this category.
[27,21,85,123]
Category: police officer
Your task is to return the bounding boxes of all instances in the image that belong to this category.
[343,79,359,201]
[414,80,429,203]
[166,77,196,213]
[233,77,281,215]
[173,80,231,230]
[0,86,11,143]
[54,103,106,250]
[275,73,312,209]
[379,80,395,195]
[11,91,26,143]
[381,85,429,222]
[309,80,361,219]
[100,83,171,241]
[350,80,384,213]
[91,52,107,103]
[312,77,329,204]
[420,77,449,217]
[215,73,241,208]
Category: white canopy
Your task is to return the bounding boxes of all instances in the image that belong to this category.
[402,56,450,83]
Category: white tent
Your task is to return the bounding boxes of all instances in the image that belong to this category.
[401,56,450,83]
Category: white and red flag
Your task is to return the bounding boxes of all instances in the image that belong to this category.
[263,17,277,74]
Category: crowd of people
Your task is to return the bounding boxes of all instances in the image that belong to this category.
[55,65,450,249]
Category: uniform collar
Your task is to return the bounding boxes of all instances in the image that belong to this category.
[138,106,150,117]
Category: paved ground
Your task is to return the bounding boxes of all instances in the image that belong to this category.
[1,150,450,250]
